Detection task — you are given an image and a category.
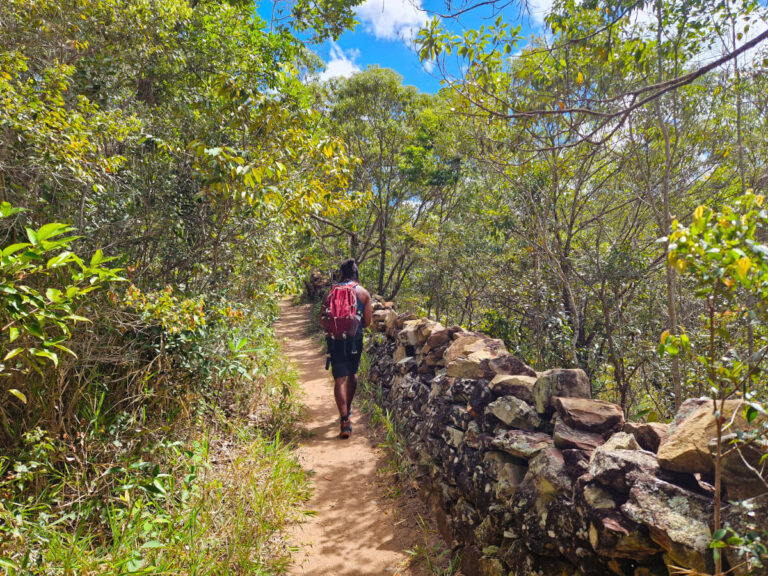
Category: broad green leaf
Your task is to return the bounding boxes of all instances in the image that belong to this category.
[46,288,62,303]
[32,349,59,367]
[25,322,44,339]
[2,242,31,257]
[36,222,74,242]
[125,557,144,572]
[0,202,25,218]
[47,251,75,268]
[746,405,759,423]
[90,249,104,267]
[52,344,78,358]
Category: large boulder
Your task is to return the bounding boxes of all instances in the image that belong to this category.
[554,397,625,436]
[487,396,541,430]
[488,374,536,404]
[533,368,591,414]
[708,433,768,499]
[622,474,714,573]
[657,398,755,475]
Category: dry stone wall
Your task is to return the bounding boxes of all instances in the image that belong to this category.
[365,302,768,576]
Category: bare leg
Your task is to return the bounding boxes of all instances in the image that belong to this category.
[346,374,358,412]
[334,376,350,418]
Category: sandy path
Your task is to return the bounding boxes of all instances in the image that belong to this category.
[276,301,420,576]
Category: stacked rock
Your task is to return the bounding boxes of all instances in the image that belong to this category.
[365,299,767,576]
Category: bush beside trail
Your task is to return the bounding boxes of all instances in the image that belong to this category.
[0,286,310,574]
[0,219,309,573]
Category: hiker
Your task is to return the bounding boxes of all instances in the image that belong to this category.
[320,258,372,439]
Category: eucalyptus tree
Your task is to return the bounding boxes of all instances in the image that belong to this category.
[312,67,461,298]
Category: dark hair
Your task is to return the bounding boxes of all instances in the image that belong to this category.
[338,258,359,281]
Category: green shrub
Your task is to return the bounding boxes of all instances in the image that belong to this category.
[0,203,123,443]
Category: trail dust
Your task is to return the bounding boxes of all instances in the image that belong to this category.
[277,300,433,576]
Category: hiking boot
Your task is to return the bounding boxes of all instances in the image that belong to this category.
[340,416,352,439]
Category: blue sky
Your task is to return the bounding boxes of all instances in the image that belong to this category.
[317,0,551,93]
[259,1,768,93]
[260,1,553,93]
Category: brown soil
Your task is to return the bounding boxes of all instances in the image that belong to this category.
[276,300,436,576]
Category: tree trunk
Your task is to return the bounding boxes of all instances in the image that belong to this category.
[377,219,386,295]
[656,0,682,409]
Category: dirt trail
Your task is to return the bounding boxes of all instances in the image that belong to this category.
[276,300,422,576]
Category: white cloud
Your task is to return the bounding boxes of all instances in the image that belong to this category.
[527,0,555,25]
[355,0,429,43]
[422,59,435,74]
[630,6,768,68]
[320,43,361,80]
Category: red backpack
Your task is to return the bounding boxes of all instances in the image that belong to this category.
[321,282,360,339]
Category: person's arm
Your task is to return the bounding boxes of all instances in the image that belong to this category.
[359,287,373,328]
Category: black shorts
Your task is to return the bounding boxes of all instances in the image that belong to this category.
[328,336,364,379]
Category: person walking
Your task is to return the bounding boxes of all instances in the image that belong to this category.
[320,259,372,439]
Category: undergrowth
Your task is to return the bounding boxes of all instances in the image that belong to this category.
[0,292,310,575]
